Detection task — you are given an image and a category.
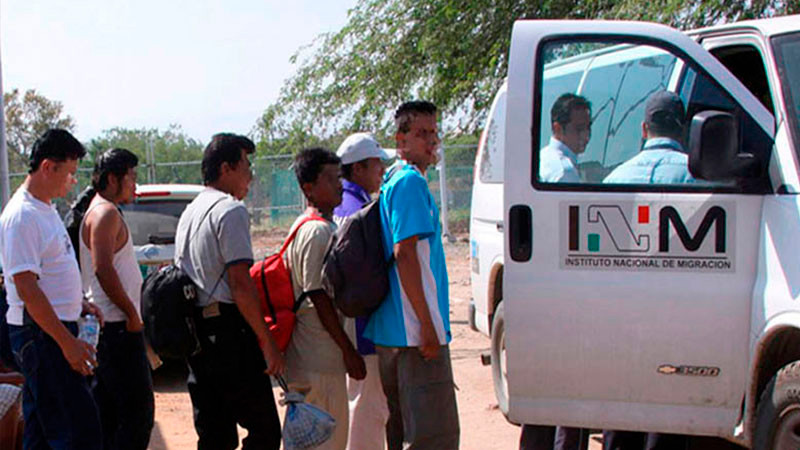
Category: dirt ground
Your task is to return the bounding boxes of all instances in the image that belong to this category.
[146,230,600,450]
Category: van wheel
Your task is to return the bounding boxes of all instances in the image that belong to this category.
[753,360,800,450]
[491,301,509,418]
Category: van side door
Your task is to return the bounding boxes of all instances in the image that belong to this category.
[504,20,775,436]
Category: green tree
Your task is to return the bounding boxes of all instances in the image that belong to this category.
[256,0,797,142]
[3,88,76,174]
[88,125,205,184]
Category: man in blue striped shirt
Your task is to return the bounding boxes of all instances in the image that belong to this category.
[364,101,459,450]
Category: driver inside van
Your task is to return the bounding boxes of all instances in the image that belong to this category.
[603,90,697,185]
[539,93,592,183]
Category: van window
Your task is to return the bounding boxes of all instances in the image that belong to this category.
[534,39,771,191]
[709,44,774,114]
[479,89,506,183]
[773,32,800,156]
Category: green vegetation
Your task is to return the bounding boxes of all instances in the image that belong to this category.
[255,0,797,145]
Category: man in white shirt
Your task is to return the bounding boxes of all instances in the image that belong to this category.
[0,129,103,449]
[539,93,592,183]
[81,148,154,449]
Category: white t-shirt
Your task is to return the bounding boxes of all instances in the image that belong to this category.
[0,187,83,325]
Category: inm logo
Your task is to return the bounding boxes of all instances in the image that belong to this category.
[568,204,726,254]
[561,202,733,272]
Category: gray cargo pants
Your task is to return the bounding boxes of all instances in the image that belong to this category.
[376,345,460,450]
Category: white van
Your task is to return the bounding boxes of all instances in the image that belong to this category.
[470,15,800,448]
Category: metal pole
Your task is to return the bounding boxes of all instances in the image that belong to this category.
[0,6,11,207]
[438,145,455,243]
[147,138,156,183]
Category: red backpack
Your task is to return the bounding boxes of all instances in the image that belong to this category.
[250,215,325,351]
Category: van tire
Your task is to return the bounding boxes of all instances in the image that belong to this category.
[753,360,800,450]
[491,301,510,418]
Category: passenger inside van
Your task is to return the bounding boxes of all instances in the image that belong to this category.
[539,93,592,183]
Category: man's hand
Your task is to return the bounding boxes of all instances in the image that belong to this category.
[81,300,105,327]
[419,324,440,361]
[344,347,367,380]
[126,316,144,333]
[261,339,286,376]
[61,335,97,376]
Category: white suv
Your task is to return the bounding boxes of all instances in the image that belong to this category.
[120,184,204,272]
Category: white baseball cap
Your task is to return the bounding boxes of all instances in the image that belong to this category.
[336,132,395,165]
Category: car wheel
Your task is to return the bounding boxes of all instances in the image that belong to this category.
[491,301,509,417]
[753,360,800,450]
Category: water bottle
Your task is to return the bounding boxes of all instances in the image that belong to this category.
[78,314,100,348]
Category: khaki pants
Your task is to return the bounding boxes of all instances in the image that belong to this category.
[376,345,459,450]
[347,354,389,450]
[287,368,349,450]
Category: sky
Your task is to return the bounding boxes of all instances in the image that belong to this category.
[0,0,358,143]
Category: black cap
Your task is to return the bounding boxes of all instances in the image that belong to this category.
[644,91,686,129]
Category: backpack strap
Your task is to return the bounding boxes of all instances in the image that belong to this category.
[260,259,278,323]
[295,289,324,313]
[277,214,326,257]
[189,196,228,245]
[178,195,228,303]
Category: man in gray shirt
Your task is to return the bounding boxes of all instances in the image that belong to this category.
[175,133,285,450]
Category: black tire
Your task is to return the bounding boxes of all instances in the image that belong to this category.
[753,360,800,450]
[491,301,509,417]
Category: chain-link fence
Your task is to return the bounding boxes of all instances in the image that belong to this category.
[9,146,478,234]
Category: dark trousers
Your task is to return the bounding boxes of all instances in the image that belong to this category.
[187,303,281,450]
[376,345,460,450]
[603,431,689,450]
[520,425,587,450]
[92,322,154,450]
[9,320,103,450]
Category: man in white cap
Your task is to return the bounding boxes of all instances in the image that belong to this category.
[333,132,392,450]
[334,132,392,222]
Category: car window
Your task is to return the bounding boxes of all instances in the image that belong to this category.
[120,200,191,246]
[479,89,507,183]
[534,38,771,191]
[773,32,800,156]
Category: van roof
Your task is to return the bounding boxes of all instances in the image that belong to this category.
[690,13,800,39]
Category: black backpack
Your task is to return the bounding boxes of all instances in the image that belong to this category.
[322,198,393,318]
[141,197,224,360]
[141,264,201,359]
[63,186,96,268]
[0,284,19,371]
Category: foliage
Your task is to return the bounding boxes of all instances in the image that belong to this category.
[3,88,76,174]
[88,125,205,184]
[255,0,798,143]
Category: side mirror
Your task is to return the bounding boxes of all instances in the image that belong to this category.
[688,110,761,180]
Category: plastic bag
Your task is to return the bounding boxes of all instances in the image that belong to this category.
[277,376,336,449]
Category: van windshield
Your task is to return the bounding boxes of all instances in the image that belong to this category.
[773,32,800,151]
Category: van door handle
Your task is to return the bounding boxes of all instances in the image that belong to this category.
[509,205,532,262]
[496,222,504,232]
